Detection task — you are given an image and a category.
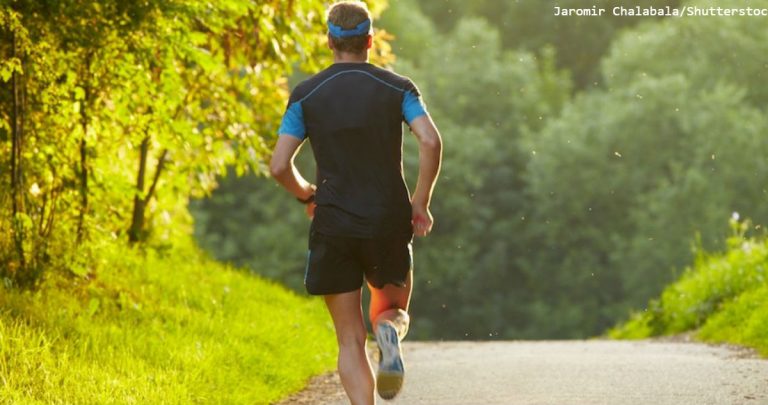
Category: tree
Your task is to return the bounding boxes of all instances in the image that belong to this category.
[1,0,366,286]
[411,0,682,88]
[385,16,570,339]
[523,0,768,336]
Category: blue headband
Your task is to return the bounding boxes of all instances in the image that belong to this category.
[328,19,371,38]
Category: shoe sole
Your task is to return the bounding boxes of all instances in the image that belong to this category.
[376,322,404,400]
[377,371,403,400]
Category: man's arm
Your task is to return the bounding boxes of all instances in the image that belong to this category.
[409,115,442,237]
[269,135,316,215]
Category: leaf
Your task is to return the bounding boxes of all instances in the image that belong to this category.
[0,58,22,82]
[88,298,101,316]
[74,86,86,100]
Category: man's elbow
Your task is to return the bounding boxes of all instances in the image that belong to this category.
[421,134,442,153]
[269,159,289,179]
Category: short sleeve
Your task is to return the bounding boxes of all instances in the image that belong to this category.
[402,81,428,124]
[278,101,306,140]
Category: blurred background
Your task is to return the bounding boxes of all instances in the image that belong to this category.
[192,0,768,339]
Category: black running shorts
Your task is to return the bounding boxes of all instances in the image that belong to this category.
[304,231,413,295]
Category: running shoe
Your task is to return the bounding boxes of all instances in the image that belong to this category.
[375,321,404,400]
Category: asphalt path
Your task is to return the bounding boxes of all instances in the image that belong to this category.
[280,340,768,405]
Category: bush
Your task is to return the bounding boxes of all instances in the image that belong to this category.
[610,219,768,355]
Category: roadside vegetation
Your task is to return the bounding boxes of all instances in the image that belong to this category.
[0,240,336,404]
[611,218,768,355]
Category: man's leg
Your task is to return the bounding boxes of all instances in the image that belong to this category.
[324,289,375,405]
[368,270,413,336]
[368,271,413,399]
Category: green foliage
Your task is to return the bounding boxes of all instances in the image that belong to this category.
[0,239,336,404]
[191,162,314,291]
[602,0,768,108]
[698,286,768,355]
[412,0,682,88]
[392,17,572,339]
[0,0,374,284]
[376,0,438,62]
[610,219,768,355]
[525,0,768,337]
[525,75,768,332]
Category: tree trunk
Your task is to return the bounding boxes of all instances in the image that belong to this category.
[10,30,26,269]
[76,54,91,244]
[128,129,168,245]
[128,135,150,243]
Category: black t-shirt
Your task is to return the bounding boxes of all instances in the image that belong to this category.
[278,62,428,238]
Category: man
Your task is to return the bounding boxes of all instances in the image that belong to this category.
[269,1,442,403]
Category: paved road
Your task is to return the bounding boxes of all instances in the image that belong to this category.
[307,340,768,405]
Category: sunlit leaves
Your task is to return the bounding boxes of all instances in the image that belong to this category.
[1,0,384,281]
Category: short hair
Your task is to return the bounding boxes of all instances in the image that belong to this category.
[327,1,372,54]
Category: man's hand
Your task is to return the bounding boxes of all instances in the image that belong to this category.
[412,204,434,237]
[306,202,316,220]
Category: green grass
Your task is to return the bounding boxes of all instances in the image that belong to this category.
[0,240,336,404]
[610,229,768,355]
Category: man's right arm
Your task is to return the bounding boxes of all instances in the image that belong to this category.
[408,114,442,237]
[271,87,316,218]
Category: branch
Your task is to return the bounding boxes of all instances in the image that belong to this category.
[143,148,168,206]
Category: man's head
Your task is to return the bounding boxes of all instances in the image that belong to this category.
[327,1,373,55]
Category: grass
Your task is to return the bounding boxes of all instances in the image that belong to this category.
[609,221,768,355]
[0,240,337,404]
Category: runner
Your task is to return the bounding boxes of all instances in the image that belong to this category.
[270,1,442,404]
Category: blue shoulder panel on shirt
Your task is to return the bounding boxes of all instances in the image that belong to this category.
[402,91,427,124]
[278,102,306,140]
